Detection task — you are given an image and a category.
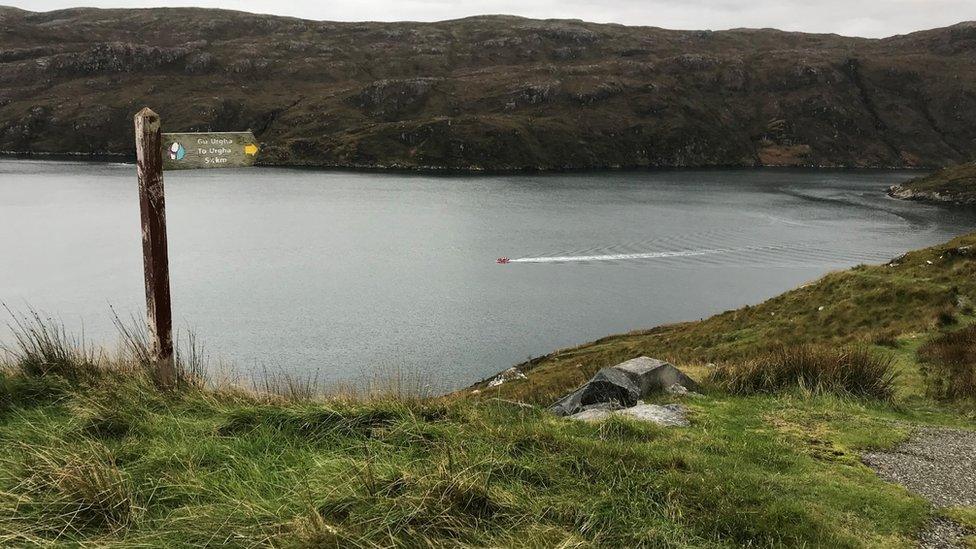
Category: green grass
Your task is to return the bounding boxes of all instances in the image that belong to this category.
[3,233,976,546]
[0,368,942,547]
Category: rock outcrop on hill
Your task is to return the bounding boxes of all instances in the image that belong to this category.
[550,357,699,417]
[2,7,976,170]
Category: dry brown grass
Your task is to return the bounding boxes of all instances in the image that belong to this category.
[918,324,976,400]
[3,305,438,411]
[2,306,101,382]
[250,363,439,405]
[708,345,899,400]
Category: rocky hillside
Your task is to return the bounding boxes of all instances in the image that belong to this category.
[2,7,976,170]
[889,161,976,205]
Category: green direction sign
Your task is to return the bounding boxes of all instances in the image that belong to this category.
[161,131,259,170]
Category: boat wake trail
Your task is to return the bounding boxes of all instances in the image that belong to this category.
[504,239,898,266]
[509,248,728,263]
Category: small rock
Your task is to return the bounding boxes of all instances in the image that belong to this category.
[666,383,688,395]
[621,403,690,426]
[568,408,616,421]
[487,367,526,388]
[667,383,705,398]
[569,403,690,427]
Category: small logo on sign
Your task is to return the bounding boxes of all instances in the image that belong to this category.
[169,142,186,161]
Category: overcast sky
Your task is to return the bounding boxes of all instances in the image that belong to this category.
[12,0,976,38]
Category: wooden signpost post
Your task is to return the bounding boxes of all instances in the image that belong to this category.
[133,108,259,387]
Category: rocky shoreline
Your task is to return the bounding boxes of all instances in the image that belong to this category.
[0,150,934,175]
[887,162,976,207]
[886,184,960,205]
[888,190,976,207]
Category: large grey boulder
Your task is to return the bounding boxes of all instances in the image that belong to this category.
[550,357,699,417]
[615,357,700,395]
[549,367,639,417]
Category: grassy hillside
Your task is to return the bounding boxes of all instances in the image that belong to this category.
[889,162,976,205]
[2,234,976,547]
[1,7,976,170]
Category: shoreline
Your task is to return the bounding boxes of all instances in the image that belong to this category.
[0,151,935,176]
[887,184,976,207]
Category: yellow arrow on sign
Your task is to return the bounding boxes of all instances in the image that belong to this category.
[244,143,259,156]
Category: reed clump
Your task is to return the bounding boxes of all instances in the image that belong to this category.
[708,345,899,400]
[918,324,976,400]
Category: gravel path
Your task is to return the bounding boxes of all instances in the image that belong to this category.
[863,427,976,549]
[917,519,972,549]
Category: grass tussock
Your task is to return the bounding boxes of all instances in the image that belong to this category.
[0,440,135,541]
[252,364,439,404]
[918,324,976,400]
[251,367,321,402]
[111,309,207,389]
[1,306,211,394]
[708,345,899,400]
[2,306,100,382]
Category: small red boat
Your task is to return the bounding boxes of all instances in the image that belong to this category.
[496,257,510,264]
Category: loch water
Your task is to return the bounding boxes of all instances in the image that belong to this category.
[3,160,975,389]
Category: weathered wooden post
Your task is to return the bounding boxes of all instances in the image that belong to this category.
[132,108,258,385]
[134,107,175,387]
